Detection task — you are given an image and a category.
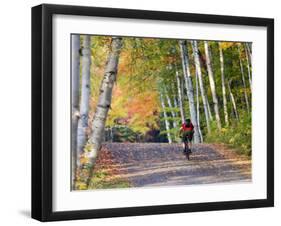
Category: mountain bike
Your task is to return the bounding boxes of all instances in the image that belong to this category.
[179,130,193,160]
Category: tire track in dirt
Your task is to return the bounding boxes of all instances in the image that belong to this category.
[103,143,251,187]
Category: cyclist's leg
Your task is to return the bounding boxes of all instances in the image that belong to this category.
[186,132,191,150]
[184,140,190,159]
[183,137,187,152]
[182,132,187,151]
[188,141,192,153]
[187,133,193,151]
[188,138,192,150]
[181,135,185,149]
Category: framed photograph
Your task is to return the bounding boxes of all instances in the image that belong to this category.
[32,4,274,221]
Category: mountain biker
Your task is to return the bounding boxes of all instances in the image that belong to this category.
[179,118,194,153]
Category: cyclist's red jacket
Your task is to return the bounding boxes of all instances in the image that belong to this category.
[181,122,194,132]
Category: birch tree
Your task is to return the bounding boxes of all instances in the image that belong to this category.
[219,42,229,126]
[71,34,80,189]
[244,42,252,67]
[238,45,250,113]
[77,35,91,166]
[228,79,239,120]
[86,37,122,173]
[160,93,172,143]
[195,71,203,142]
[191,40,211,133]
[179,40,201,143]
[173,94,180,121]
[244,44,252,91]
[165,92,177,129]
[204,41,221,129]
[206,89,214,121]
[176,70,185,124]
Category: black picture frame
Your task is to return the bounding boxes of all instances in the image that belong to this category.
[32,3,274,222]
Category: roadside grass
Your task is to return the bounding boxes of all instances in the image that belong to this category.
[205,113,252,156]
[88,169,131,189]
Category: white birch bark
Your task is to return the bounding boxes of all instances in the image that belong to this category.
[191,40,211,133]
[244,44,252,91]
[244,43,252,67]
[228,80,239,120]
[165,92,177,129]
[176,70,185,124]
[71,34,80,189]
[195,71,203,142]
[160,93,172,143]
[77,35,91,165]
[204,41,221,129]
[173,95,179,117]
[87,37,122,166]
[179,40,201,143]
[206,91,213,121]
[219,42,229,126]
[238,46,250,113]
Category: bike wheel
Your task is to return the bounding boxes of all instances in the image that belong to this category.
[186,144,191,160]
[182,142,186,153]
[186,152,190,160]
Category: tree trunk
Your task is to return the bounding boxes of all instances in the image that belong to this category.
[160,93,172,143]
[71,34,80,190]
[179,40,201,143]
[86,37,122,176]
[219,42,229,126]
[195,71,203,142]
[238,46,250,113]
[244,43,252,67]
[176,70,185,124]
[244,44,252,91]
[227,80,239,120]
[204,41,221,129]
[191,40,211,133]
[165,92,177,129]
[206,89,213,121]
[173,95,180,121]
[77,35,91,166]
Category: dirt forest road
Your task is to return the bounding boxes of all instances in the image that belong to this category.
[104,143,251,187]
